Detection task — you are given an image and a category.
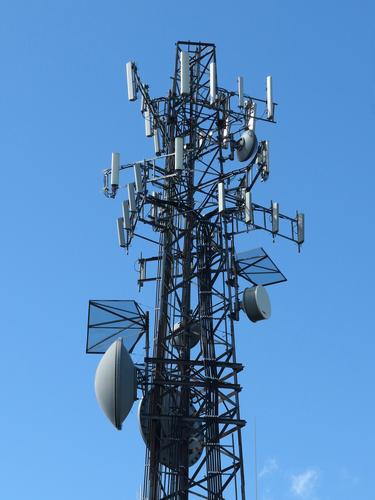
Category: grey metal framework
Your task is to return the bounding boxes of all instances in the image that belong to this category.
[89,40,304,500]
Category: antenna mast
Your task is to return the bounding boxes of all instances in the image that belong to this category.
[86,41,304,500]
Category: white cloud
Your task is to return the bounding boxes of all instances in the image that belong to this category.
[259,458,279,478]
[290,468,319,498]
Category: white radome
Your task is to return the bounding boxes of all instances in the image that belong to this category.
[242,285,271,322]
[94,338,137,430]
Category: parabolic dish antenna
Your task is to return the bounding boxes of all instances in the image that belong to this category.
[236,130,258,162]
[138,390,204,469]
[172,321,201,350]
[242,285,271,322]
[95,338,137,430]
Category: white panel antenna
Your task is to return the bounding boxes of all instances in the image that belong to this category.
[140,94,145,113]
[248,102,257,131]
[151,191,159,221]
[117,217,126,247]
[128,183,136,212]
[122,200,131,230]
[134,163,143,192]
[238,76,244,108]
[218,182,225,213]
[144,108,152,137]
[126,62,137,101]
[111,152,120,187]
[266,75,273,120]
[175,137,184,170]
[297,213,305,244]
[153,128,161,155]
[272,201,279,234]
[245,190,253,224]
[180,51,190,95]
[260,140,270,181]
[210,62,217,104]
[223,118,230,148]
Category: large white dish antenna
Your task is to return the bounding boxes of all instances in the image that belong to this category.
[242,285,271,322]
[236,130,258,162]
[94,338,137,430]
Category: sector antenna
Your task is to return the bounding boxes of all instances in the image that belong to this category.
[85,41,305,500]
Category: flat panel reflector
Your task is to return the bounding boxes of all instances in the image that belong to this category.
[210,62,216,104]
[266,75,273,120]
[238,76,244,108]
[126,61,136,101]
[235,247,286,286]
[87,300,147,354]
[111,152,120,186]
[180,51,190,95]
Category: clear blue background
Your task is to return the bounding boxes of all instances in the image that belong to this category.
[0,1,373,499]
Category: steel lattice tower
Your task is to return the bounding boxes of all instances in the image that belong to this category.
[86,41,304,500]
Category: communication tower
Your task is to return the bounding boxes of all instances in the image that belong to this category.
[86,41,304,500]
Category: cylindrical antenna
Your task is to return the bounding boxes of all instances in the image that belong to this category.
[175,137,184,170]
[238,76,244,108]
[144,108,152,137]
[266,75,273,120]
[134,163,143,192]
[180,51,190,95]
[128,183,136,212]
[116,217,126,247]
[218,182,225,213]
[122,200,131,230]
[210,62,217,104]
[111,152,120,187]
[272,201,279,234]
[126,62,136,101]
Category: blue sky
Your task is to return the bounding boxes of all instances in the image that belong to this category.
[0,1,374,499]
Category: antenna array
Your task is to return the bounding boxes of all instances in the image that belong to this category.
[87,41,304,500]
